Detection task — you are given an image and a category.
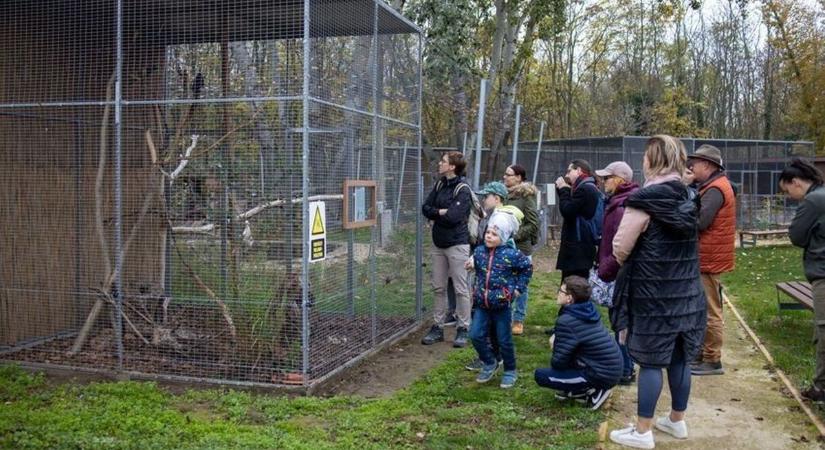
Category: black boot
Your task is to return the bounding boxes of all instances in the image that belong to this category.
[453,327,469,348]
[421,325,444,345]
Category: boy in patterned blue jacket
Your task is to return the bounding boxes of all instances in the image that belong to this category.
[468,210,533,388]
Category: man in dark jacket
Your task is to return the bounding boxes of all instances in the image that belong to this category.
[534,275,623,410]
[555,159,601,279]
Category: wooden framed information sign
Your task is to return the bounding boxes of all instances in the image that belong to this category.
[342,179,377,229]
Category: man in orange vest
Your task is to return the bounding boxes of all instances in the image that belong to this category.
[687,145,737,376]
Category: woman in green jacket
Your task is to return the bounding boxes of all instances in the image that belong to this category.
[502,164,539,335]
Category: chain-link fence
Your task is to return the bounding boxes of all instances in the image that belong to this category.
[512,136,815,230]
[0,0,423,390]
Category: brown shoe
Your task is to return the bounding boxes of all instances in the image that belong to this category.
[512,321,524,335]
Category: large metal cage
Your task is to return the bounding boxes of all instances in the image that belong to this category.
[0,0,423,390]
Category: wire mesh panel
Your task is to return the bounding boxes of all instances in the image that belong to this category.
[1,0,422,389]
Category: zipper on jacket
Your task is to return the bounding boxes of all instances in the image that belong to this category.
[484,247,495,308]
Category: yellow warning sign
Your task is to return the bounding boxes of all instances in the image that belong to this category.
[308,201,326,262]
[312,206,325,236]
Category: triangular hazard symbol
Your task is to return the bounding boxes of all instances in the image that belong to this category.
[312,207,325,235]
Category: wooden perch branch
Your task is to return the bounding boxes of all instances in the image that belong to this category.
[236,194,344,221]
[172,223,215,234]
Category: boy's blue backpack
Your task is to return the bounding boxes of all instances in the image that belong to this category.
[576,182,605,243]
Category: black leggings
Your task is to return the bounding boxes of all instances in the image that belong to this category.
[637,347,691,418]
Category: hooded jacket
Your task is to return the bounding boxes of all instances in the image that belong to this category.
[597,181,639,282]
[506,182,540,256]
[552,300,624,389]
[611,180,707,367]
[421,175,472,248]
[556,176,601,272]
[472,244,533,310]
[789,184,825,282]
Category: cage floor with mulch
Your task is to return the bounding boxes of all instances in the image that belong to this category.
[1,311,416,386]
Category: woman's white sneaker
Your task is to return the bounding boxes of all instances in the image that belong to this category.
[609,425,655,449]
[654,416,688,439]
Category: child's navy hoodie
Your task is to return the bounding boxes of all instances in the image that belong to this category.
[552,300,623,389]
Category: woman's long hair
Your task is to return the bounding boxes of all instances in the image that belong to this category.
[644,135,687,179]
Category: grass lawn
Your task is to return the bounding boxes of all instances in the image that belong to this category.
[0,269,607,449]
[723,245,818,398]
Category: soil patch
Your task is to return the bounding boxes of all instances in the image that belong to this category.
[319,324,460,397]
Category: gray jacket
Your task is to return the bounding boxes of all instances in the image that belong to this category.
[789,184,825,281]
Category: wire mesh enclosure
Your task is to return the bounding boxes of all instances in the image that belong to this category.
[0,0,423,389]
[510,136,814,230]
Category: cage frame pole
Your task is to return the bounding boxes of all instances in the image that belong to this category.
[532,121,545,185]
[473,79,487,190]
[415,33,424,321]
[301,0,312,385]
[370,0,380,346]
[511,104,521,165]
[113,0,125,371]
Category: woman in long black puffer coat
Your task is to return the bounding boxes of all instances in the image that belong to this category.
[608,135,706,449]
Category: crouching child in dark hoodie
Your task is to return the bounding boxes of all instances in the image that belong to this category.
[535,275,623,410]
[467,210,532,389]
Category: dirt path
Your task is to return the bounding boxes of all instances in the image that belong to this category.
[321,324,459,397]
[603,307,822,449]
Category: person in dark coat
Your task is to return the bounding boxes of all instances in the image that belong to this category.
[594,161,640,385]
[535,275,623,410]
[421,151,472,347]
[780,158,825,403]
[609,135,706,449]
[555,159,601,279]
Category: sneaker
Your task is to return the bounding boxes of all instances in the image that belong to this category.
[453,327,469,348]
[619,371,637,386]
[801,386,825,403]
[609,425,655,449]
[512,321,524,335]
[554,389,590,401]
[467,358,502,371]
[421,325,444,345]
[465,357,485,371]
[655,416,688,439]
[443,314,458,327]
[500,370,518,388]
[588,388,612,410]
[476,363,499,383]
[691,361,724,376]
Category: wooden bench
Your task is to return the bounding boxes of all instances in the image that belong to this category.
[739,229,789,248]
[776,281,814,311]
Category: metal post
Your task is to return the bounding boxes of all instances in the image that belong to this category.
[394,142,408,226]
[511,104,521,165]
[462,131,468,156]
[473,79,487,189]
[370,1,379,346]
[113,0,125,371]
[300,0,311,384]
[415,35,424,322]
[532,121,545,185]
